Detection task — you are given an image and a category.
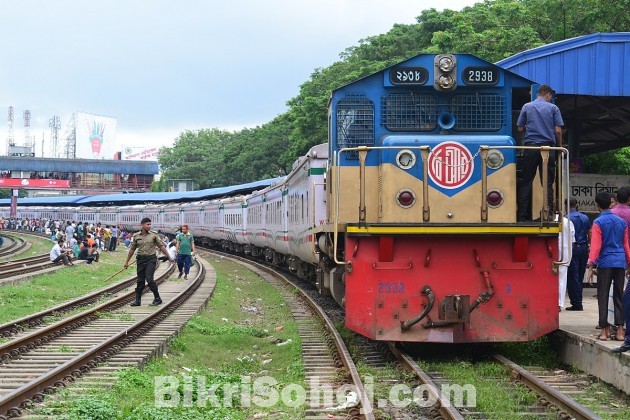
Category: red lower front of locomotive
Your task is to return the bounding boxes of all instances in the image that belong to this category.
[344,235,558,343]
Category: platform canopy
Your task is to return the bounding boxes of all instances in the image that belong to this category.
[0,176,286,207]
[497,32,630,156]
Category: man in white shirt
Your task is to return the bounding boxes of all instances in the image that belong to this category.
[50,239,74,266]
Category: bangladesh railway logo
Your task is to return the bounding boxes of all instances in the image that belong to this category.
[428,141,474,189]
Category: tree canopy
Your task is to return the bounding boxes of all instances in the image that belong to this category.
[158,0,630,190]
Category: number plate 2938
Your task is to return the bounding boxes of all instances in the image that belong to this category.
[378,282,405,293]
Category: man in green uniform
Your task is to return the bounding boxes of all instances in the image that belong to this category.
[124,217,175,306]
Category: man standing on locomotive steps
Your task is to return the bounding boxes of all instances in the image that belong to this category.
[516,84,564,222]
[124,217,175,306]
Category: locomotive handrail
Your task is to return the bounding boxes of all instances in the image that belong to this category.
[491,145,571,267]
[333,144,571,266]
[334,145,434,265]
[311,181,325,257]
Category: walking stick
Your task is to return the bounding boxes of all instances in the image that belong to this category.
[103,259,137,282]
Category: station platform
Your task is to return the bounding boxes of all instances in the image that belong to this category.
[553,286,630,395]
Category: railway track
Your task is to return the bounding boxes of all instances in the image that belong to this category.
[202,247,614,419]
[0,258,214,419]
[385,347,600,419]
[0,236,28,258]
[0,256,61,281]
[0,261,140,339]
[201,249,374,420]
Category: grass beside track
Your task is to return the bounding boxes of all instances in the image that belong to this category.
[0,245,132,324]
[0,231,51,262]
[36,255,304,419]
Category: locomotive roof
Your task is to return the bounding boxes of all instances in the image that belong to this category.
[329,52,534,98]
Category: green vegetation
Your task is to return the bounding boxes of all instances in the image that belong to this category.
[155,0,630,190]
[0,232,51,262]
[498,335,559,368]
[0,245,131,324]
[36,256,305,419]
[420,358,547,418]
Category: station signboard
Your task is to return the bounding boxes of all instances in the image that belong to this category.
[121,145,159,161]
[0,179,70,189]
[570,174,630,212]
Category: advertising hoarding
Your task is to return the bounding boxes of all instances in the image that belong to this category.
[75,113,117,159]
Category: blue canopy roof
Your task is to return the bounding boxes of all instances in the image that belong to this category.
[497,32,630,97]
[0,176,286,207]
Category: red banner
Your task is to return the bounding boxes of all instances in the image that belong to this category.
[0,178,70,189]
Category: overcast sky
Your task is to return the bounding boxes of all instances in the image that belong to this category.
[0,0,478,158]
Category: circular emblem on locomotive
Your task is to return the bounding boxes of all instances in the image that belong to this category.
[428,141,474,189]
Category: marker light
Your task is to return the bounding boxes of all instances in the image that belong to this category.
[397,189,416,208]
[486,189,504,208]
[486,149,504,169]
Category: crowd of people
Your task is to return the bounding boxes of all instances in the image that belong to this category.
[0,216,194,309]
[0,217,134,264]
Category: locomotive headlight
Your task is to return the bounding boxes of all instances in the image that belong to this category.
[486,149,504,169]
[437,74,455,90]
[434,54,457,91]
[486,189,504,208]
[396,149,416,170]
[438,56,455,72]
[396,189,416,208]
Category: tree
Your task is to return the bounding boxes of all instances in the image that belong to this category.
[162,0,630,184]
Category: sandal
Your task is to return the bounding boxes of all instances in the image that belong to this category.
[616,328,625,341]
[597,326,610,341]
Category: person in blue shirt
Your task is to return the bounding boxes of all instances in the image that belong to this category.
[565,198,592,311]
[516,84,564,222]
[587,192,630,342]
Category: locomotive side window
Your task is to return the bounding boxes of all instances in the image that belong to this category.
[336,96,374,160]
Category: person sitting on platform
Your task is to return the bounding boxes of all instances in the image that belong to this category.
[50,239,75,266]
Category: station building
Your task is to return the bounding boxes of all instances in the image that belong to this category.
[0,156,159,197]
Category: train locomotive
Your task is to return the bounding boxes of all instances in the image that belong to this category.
[1,52,568,344]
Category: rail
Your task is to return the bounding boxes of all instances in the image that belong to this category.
[0,263,139,338]
[388,344,464,419]
[0,261,200,418]
[493,354,599,420]
[202,248,375,419]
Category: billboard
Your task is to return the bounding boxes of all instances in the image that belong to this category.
[122,145,159,161]
[75,112,117,159]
